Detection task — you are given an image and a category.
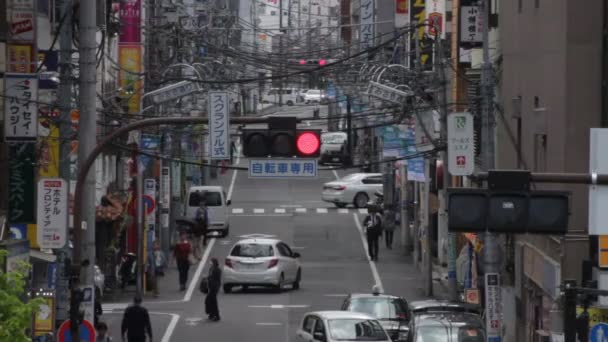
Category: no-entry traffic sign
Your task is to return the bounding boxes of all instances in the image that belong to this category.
[57,319,95,342]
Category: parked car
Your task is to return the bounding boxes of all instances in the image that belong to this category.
[186,186,231,237]
[341,291,410,341]
[296,311,393,342]
[319,132,349,165]
[407,311,485,342]
[262,88,300,106]
[322,173,383,208]
[304,89,325,104]
[409,300,482,317]
[222,238,302,293]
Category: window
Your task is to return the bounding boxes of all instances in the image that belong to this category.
[328,319,388,340]
[340,174,362,182]
[362,176,382,184]
[189,191,222,206]
[277,243,293,257]
[347,297,409,320]
[230,243,275,257]
[303,316,316,333]
[313,319,326,335]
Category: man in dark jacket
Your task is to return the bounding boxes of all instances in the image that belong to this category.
[363,206,383,262]
[205,258,222,321]
[121,295,152,342]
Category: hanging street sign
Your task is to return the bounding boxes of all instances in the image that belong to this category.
[37,178,68,249]
[366,81,413,105]
[208,91,230,160]
[249,159,318,179]
[148,81,199,105]
[4,73,38,141]
[447,112,475,176]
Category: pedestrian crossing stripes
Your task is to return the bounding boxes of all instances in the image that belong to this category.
[230,208,368,215]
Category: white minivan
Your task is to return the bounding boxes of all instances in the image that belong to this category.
[186,186,231,237]
[261,88,300,106]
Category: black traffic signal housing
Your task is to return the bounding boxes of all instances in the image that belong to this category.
[241,128,321,158]
[447,188,570,234]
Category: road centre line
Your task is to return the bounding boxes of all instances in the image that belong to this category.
[295,208,307,213]
[226,145,240,202]
[256,322,283,326]
[316,208,328,213]
[275,208,286,213]
[338,208,349,214]
[254,208,265,214]
[353,214,385,294]
[232,208,244,214]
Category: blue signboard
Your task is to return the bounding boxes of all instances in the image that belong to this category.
[47,263,57,289]
[9,223,27,240]
[249,159,317,178]
[591,322,608,342]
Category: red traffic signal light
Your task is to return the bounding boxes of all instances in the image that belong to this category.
[299,59,307,65]
[296,130,321,157]
[318,59,327,66]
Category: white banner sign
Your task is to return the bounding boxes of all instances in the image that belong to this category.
[161,167,170,209]
[447,112,475,176]
[415,110,440,152]
[485,273,502,341]
[394,0,409,28]
[249,159,317,178]
[149,81,198,105]
[360,0,375,51]
[367,81,413,104]
[426,0,445,39]
[4,74,38,141]
[208,91,230,160]
[460,6,483,44]
[80,285,95,324]
[144,179,156,229]
[9,9,35,41]
[37,178,68,249]
[10,0,35,10]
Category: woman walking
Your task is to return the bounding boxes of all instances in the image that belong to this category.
[205,258,222,321]
[174,232,192,291]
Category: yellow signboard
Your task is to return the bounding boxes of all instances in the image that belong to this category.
[34,297,55,332]
[118,45,143,113]
[599,236,608,267]
[38,119,60,178]
[577,306,608,327]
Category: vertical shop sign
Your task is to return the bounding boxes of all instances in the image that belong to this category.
[410,0,433,69]
[36,178,68,249]
[9,10,35,41]
[426,0,445,38]
[360,0,375,51]
[208,91,230,160]
[119,0,142,43]
[8,143,36,223]
[395,0,409,28]
[38,119,60,177]
[460,0,483,46]
[4,73,38,141]
[118,45,142,113]
[6,43,35,73]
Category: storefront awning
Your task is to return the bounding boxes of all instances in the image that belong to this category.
[29,250,57,263]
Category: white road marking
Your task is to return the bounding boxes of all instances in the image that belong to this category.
[324,294,349,297]
[160,313,180,342]
[332,169,340,180]
[275,208,286,213]
[185,317,204,326]
[232,208,244,214]
[184,238,216,301]
[226,148,240,201]
[232,214,291,217]
[249,304,310,309]
[316,208,328,214]
[358,208,368,214]
[353,214,384,294]
[295,208,307,213]
[103,303,127,311]
[338,208,349,214]
[280,204,302,208]
[253,208,265,214]
[256,322,283,326]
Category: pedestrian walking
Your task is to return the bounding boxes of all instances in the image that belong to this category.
[205,258,222,321]
[193,195,209,258]
[96,321,113,342]
[174,232,192,291]
[230,140,237,165]
[153,241,166,297]
[383,211,396,250]
[121,295,152,342]
[363,206,383,261]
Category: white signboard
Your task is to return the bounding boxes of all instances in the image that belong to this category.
[394,0,409,29]
[161,167,170,209]
[447,112,475,176]
[10,0,35,10]
[485,273,502,341]
[149,81,198,105]
[360,0,375,51]
[4,74,38,141]
[144,179,156,229]
[249,159,317,178]
[37,178,68,249]
[415,110,440,152]
[588,128,608,235]
[9,10,35,41]
[80,285,95,324]
[426,0,445,39]
[460,6,483,44]
[208,91,230,160]
[367,81,413,104]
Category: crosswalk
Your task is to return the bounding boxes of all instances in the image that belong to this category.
[229,207,369,215]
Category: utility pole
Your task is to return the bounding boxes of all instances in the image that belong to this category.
[346,95,353,165]
[279,0,284,106]
[479,0,501,340]
[423,158,432,296]
[136,158,144,296]
[435,28,458,301]
[400,163,411,255]
[71,0,96,335]
[56,0,73,323]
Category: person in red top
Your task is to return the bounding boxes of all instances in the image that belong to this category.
[174,232,192,291]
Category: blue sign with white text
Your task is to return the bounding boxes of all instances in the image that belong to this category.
[249,159,317,178]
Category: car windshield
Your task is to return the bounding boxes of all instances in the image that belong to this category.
[348,297,408,321]
[414,325,485,342]
[230,243,274,257]
[188,191,222,206]
[328,319,389,341]
[308,90,321,95]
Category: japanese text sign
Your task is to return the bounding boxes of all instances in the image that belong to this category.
[249,159,317,178]
[37,178,68,249]
[411,0,433,68]
[9,10,35,41]
[119,0,142,43]
[8,144,35,223]
[426,0,445,38]
[4,73,38,141]
[484,273,502,340]
[447,112,474,176]
[7,43,35,73]
[395,0,409,28]
[208,91,230,160]
[360,0,374,51]
[460,5,483,45]
[367,81,412,104]
[149,81,198,104]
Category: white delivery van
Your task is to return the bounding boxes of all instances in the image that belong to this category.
[186,186,231,237]
[261,88,300,106]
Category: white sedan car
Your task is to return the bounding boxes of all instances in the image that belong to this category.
[222,238,302,293]
[296,311,392,342]
[322,173,383,208]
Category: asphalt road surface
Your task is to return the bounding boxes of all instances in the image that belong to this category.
[102,105,432,341]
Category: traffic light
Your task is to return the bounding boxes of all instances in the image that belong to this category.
[242,129,321,158]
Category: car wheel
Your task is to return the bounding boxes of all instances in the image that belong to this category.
[293,269,301,290]
[274,273,285,293]
[286,100,294,106]
[354,192,369,208]
[334,203,346,208]
[223,284,232,293]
